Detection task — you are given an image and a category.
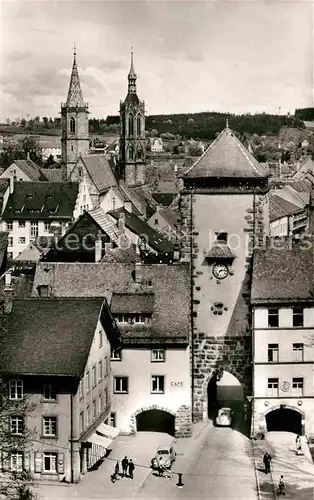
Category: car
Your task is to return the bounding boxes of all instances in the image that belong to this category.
[215,407,232,427]
[151,445,176,469]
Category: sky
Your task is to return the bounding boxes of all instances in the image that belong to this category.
[1,0,313,121]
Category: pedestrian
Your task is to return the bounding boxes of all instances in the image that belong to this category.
[128,459,135,479]
[121,456,128,477]
[111,461,120,483]
[263,452,272,473]
[278,475,285,496]
[114,461,120,476]
[296,435,302,455]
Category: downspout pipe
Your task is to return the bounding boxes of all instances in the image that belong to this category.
[70,393,74,484]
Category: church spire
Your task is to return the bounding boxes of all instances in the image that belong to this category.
[66,44,85,107]
[128,47,137,94]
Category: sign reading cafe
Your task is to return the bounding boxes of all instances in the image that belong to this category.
[170,381,184,387]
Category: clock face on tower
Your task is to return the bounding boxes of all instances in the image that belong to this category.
[212,263,229,280]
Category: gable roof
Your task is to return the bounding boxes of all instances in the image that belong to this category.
[111,293,155,314]
[2,182,78,220]
[183,127,267,179]
[81,155,117,193]
[10,160,48,181]
[108,208,174,253]
[251,245,314,304]
[31,262,190,344]
[101,245,140,264]
[88,207,120,244]
[0,298,105,376]
[152,192,178,206]
[40,168,63,182]
[269,193,302,222]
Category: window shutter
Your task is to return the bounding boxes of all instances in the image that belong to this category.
[34,452,42,473]
[2,451,10,472]
[57,453,65,474]
[24,452,31,471]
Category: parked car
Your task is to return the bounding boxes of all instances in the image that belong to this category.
[215,407,232,427]
[151,445,176,469]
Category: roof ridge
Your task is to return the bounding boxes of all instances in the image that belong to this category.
[183,128,225,176]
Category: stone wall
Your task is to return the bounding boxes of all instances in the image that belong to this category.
[128,404,192,438]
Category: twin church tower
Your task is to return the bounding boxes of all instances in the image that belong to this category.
[61,48,146,185]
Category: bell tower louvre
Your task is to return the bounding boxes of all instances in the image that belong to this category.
[61,46,90,180]
[119,49,146,186]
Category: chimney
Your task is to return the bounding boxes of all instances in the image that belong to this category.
[3,273,13,314]
[124,201,132,213]
[134,261,143,284]
[95,237,103,263]
[9,175,14,194]
[26,151,30,161]
[118,212,125,236]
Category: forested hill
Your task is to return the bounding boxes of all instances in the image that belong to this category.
[106,112,304,140]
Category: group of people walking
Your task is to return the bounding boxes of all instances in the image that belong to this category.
[111,456,135,482]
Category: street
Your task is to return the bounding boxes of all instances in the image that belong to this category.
[37,424,258,500]
[136,425,258,499]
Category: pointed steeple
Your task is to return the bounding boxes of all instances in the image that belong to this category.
[128,48,137,94]
[66,44,85,107]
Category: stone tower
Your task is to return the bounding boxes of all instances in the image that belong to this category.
[119,50,146,186]
[179,125,269,423]
[61,48,89,180]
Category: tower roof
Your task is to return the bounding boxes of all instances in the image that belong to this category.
[128,49,137,79]
[183,127,267,179]
[66,49,85,107]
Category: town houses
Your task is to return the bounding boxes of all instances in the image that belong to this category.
[0,45,313,490]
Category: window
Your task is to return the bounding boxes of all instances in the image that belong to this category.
[111,349,122,361]
[98,360,103,382]
[18,221,25,228]
[104,388,108,407]
[10,416,24,435]
[8,236,13,247]
[105,356,109,376]
[267,344,279,363]
[98,394,103,413]
[151,349,165,362]
[98,330,103,347]
[151,375,165,393]
[70,117,75,134]
[134,314,145,324]
[293,343,304,362]
[79,380,84,398]
[85,371,91,392]
[6,221,13,231]
[293,307,304,327]
[71,145,74,151]
[11,452,24,471]
[128,114,134,136]
[43,417,57,437]
[44,222,51,232]
[92,366,97,387]
[42,384,57,401]
[292,378,303,396]
[137,115,141,136]
[9,380,23,400]
[92,400,97,420]
[154,218,158,225]
[86,406,91,426]
[43,452,57,473]
[215,232,228,243]
[115,315,128,324]
[18,237,26,244]
[114,377,128,394]
[267,378,279,397]
[110,412,116,427]
[80,411,84,432]
[268,308,279,327]
[30,222,38,238]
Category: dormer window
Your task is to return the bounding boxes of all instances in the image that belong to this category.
[114,314,150,325]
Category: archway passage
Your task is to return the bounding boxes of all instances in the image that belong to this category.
[207,370,244,420]
[136,410,175,436]
[266,408,302,434]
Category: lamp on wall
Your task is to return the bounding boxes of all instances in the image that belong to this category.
[298,401,303,406]
[264,401,269,406]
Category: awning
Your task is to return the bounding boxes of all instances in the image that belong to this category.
[88,433,112,449]
[87,423,119,449]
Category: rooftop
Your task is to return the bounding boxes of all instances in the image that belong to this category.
[269,193,303,222]
[0,298,106,376]
[111,292,155,314]
[80,155,117,193]
[7,160,48,181]
[251,244,314,304]
[2,182,78,220]
[183,127,267,179]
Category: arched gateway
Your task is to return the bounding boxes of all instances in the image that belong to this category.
[130,406,177,436]
[265,406,303,435]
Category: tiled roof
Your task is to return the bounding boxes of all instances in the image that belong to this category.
[152,193,178,206]
[269,193,302,222]
[0,298,105,376]
[205,243,235,260]
[2,182,78,220]
[81,155,118,193]
[159,208,179,228]
[10,160,48,181]
[88,207,120,244]
[126,185,158,216]
[251,245,314,304]
[14,242,42,262]
[183,127,267,179]
[108,208,174,254]
[40,168,63,182]
[101,245,140,264]
[32,262,190,343]
[111,293,155,314]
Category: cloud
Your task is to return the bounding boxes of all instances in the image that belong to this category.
[99,60,123,71]
[9,51,32,62]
